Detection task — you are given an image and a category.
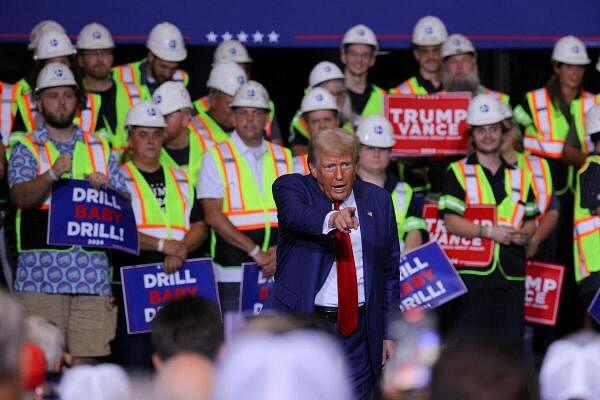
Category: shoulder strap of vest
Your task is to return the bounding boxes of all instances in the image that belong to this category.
[81,133,109,174]
[457,159,484,204]
[0,83,16,140]
[116,64,137,85]
[213,141,244,211]
[77,93,100,135]
[266,142,291,177]
[529,88,553,139]
[189,117,215,149]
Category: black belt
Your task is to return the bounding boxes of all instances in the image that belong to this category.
[314,305,366,324]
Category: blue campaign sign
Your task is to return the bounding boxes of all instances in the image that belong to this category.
[1,0,598,49]
[47,179,139,255]
[399,241,467,312]
[239,263,274,315]
[120,258,219,334]
[588,289,600,326]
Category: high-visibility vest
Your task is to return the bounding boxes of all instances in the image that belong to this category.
[14,131,110,251]
[159,117,218,189]
[520,88,597,159]
[121,161,192,241]
[14,87,102,136]
[573,155,600,282]
[391,181,427,252]
[360,84,385,117]
[292,154,310,174]
[112,59,189,90]
[208,139,291,231]
[389,76,430,95]
[482,87,510,105]
[0,82,19,145]
[516,152,553,216]
[193,112,232,144]
[444,159,533,279]
[193,95,277,139]
[92,79,149,153]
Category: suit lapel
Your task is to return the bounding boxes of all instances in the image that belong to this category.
[354,181,374,304]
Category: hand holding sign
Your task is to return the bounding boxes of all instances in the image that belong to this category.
[253,248,276,278]
[52,153,72,177]
[163,240,187,260]
[87,172,108,188]
[164,255,184,274]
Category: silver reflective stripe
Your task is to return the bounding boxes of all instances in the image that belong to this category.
[533,88,551,139]
[217,143,243,210]
[0,83,14,140]
[269,143,289,177]
[394,183,407,213]
[462,163,480,204]
[190,117,215,148]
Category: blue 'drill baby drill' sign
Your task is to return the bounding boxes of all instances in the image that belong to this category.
[48,179,139,254]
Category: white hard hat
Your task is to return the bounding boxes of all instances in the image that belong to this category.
[356,115,395,148]
[125,101,166,128]
[232,80,270,110]
[213,40,252,65]
[301,87,338,114]
[412,16,448,46]
[146,22,187,62]
[308,61,345,88]
[539,339,600,400]
[206,62,247,96]
[76,23,114,50]
[342,24,378,51]
[29,20,65,51]
[585,104,600,136]
[441,33,475,59]
[597,55,600,73]
[467,94,505,126]
[552,35,590,65]
[153,81,192,115]
[35,62,77,92]
[499,102,513,119]
[34,30,76,61]
[60,364,130,400]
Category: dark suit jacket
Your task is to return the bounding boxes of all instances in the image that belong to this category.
[272,173,400,377]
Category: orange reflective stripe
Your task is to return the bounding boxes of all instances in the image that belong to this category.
[22,93,36,131]
[122,163,147,224]
[224,141,245,209]
[197,115,219,142]
[473,167,484,204]
[405,80,417,94]
[122,83,140,107]
[22,135,43,173]
[118,65,136,84]
[200,97,209,110]
[267,142,279,177]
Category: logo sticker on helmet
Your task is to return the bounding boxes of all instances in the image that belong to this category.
[480,104,489,113]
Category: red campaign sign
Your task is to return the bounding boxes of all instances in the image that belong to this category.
[423,203,496,268]
[385,92,472,157]
[524,261,565,326]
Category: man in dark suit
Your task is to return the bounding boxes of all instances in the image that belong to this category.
[272,128,400,399]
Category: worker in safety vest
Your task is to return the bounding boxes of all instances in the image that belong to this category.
[77,23,147,154]
[499,102,559,261]
[112,22,188,95]
[12,29,98,138]
[292,88,339,172]
[390,15,448,94]
[573,104,600,310]
[199,81,291,311]
[438,94,538,345]
[8,62,125,364]
[356,115,427,254]
[194,40,283,144]
[153,81,209,189]
[426,33,512,197]
[112,100,207,368]
[340,24,385,125]
[289,61,355,150]
[192,62,247,145]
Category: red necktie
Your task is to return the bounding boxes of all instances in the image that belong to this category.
[333,202,359,336]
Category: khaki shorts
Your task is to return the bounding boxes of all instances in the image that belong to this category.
[16,292,117,357]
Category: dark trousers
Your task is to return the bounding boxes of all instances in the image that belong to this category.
[109,283,153,371]
[218,282,240,313]
[318,312,375,400]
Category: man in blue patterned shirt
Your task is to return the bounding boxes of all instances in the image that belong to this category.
[8,63,126,364]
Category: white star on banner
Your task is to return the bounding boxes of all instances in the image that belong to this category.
[206,31,217,43]
[252,31,264,43]
[267,31,279,43]
[221,31,233,41]
[237,31,248,43]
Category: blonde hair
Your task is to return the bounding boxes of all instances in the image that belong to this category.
[308,128,359,166]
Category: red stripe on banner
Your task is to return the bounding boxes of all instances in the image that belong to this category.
[294,33,600,42]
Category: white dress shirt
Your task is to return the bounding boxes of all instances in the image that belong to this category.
[314,191,366,307]
[197,131,267,199]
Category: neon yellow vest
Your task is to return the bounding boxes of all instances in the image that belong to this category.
[112,59,189,91]
[121,161,192,241]
[207,139,292,258]
[15,131,111,251]
[389,76,429,95]
[391,181,427,251]
[360,84,385,117]
[446,159,533,280]
[573,155,600,282]
[516,152,553,216]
